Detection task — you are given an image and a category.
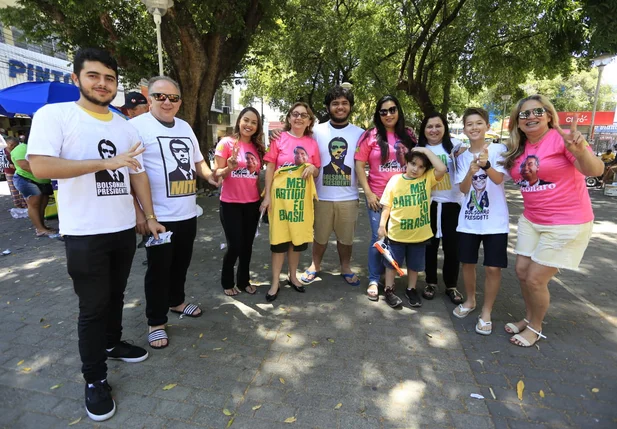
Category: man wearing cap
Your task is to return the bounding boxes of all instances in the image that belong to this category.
[122,92,149,118]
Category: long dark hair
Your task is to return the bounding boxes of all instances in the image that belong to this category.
[417,112,454,154]
[233,106,266,160]
[364,95,416,164]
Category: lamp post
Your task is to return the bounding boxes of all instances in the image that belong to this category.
[141,0,174,76]
[589,54,615,143]
[500,94,511,142]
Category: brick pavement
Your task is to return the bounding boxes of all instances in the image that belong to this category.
[0,181,615,429]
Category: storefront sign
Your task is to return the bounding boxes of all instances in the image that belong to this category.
[557,111,615,126]
[8,59,73,84]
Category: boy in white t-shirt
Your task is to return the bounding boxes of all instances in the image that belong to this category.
[453,107,509,336]
[27,48,165,423]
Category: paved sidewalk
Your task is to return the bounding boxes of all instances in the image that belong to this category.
[0,182,616,429]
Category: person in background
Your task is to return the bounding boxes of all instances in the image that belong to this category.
[2,136,27,209]
[11,141,54,236]
[355,95,417,302]
[501,94,603,347]
[416,112,464,305]
[214,107,266,296]
[600,149,615,164]
[121,92,149,119]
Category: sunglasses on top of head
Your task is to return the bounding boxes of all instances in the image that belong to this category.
[379,106,398,116]
[150,93,181,103]
[518,107,546,120]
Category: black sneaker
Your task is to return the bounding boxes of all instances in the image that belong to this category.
[106,341,148,363]
[384,288,403,308]
[406,288,422,307]
[85,380,115,422]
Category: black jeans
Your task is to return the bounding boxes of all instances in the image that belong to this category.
[65,228,136,383]
[145,217,197,326]
[219,200,260,289]
[425,201,461,289]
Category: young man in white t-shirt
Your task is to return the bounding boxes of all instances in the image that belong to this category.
[453,107,509,336]
[129,76,217,350]
[27,48,165,423]
[299,86,365,286]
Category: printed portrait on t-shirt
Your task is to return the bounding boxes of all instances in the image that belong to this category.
[231,151,259,178]
[394,141,408,168]
[465,173,489,220]
[158,136,197,197]
[294,146,309,166]
[322,137,351,187]
[0,149,9,170]
[94,139,128,196]
[516,155,553,188]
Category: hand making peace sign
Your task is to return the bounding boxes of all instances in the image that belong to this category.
[556,114,587,158]
[227,141,239,170]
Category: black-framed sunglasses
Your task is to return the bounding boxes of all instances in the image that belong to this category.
[379,106,398,117]
[150,93,181,103]
[472,174,488,180]
[518,107,546,120]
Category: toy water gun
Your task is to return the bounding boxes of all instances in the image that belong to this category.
[373,239,405,276]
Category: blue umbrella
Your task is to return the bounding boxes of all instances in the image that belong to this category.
[0,81,80,116]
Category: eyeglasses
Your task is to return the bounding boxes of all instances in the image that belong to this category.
[150,93,181,103]
[290,112,310,119]
[518,107,546,119]
[379,106,398,116]
[472,174,488,180]
[171,147,189,154]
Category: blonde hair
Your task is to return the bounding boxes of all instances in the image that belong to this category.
[501,94,559,170]
[284,102,315,136]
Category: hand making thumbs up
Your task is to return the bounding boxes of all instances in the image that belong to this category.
[556,114,587,157]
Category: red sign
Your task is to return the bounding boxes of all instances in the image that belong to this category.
[557,111,615,126]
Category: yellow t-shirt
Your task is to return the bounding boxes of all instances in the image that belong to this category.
[380,170,440,243]
[269,164,318,245]
[601,153,615,163]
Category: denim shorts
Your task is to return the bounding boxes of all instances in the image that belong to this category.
[12,173,53,199]
[385,240,427,272]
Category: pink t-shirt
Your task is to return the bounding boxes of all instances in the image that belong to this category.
[215,137,262,203]
[354,128,411,198]
[509,128,594,225]
[264,132,321,170]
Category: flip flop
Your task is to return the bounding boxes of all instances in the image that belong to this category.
[148,329,169,349]
[452,304,476,319]
[340,273,360,286]
[169,303,202,317]
[300,270,318,283]
[475,317,492,335]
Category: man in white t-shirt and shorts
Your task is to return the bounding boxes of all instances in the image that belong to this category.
[27,48,165,422]
[299,86,365,286]
[129,76,217,350]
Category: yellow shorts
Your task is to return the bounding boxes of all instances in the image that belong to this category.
[313,200,358,246]
[514,215,593,271]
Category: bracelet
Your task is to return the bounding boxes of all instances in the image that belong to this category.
[145,214,157,221]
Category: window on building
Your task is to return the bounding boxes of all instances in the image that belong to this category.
[0,23,5,44]
[11,27,28,49]
[214,89,224,111]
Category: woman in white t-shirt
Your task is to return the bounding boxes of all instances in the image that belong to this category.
[416,112,464,305]
[214,107,266,297]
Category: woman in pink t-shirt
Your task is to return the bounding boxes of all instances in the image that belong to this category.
[214,107,266,296]
[354,95,417,301]
[260,102,321,302]
[502,94,604,347]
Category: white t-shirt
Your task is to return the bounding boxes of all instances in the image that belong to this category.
[313,121,364,201]
[129,112,204,222]
[425,142,464,204]
[454,143,510,234]
[26,102,143,236]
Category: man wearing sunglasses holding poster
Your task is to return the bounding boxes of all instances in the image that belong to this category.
[129,76,218,350]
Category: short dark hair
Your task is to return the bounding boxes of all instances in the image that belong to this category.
[324,86,355,107]
[73,48,118,78]
[328,137,348,152]
[462,107,489,125]
[404,150,432,169]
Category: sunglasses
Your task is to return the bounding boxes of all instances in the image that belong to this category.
[518,107,546,119]
[150,93,181,103]
[472,174,488,180]
[290,111,310,119]
[379,106,398,116]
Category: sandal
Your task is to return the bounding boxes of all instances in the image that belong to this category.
[453,304,476,319]
[340,273,360,286]
[511,325,546,347]
[367,282,379,302]
[148,329,169,349]
[170,303,202,317]
[300,270,318,284]
[445,288,464,304]
[504,318,529,334]
[475,317,492,335]
[422,284,437,300]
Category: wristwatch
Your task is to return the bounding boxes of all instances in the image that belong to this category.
[481,160,491,170]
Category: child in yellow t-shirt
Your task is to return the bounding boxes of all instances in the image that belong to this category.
[378,148,447,308]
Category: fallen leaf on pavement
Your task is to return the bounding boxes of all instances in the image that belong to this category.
[22,367,32,373]
[222,337,227,341]
[39,318,45,323]
[42,324,51,329]
[226,417,234,428]
[327,338,335,343]
[287,333,292,338]
[592,388,599,393]
[17,360,24,366]
[517,380,524,401]
[223,408,233,416]
[489,387,496,400]
[68,417,81,426]
[50,384,62,390]
[199,354,209,358]
[162,383,177,391]
[334,403,342,410]
[252,404,262,411]
[425,333,432,338]
[311,341,318,347]
[284,416,297,423]
[199,333,204,339]
[539,390,545,398]
[213,348,222,351]
[279,377,285,384]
